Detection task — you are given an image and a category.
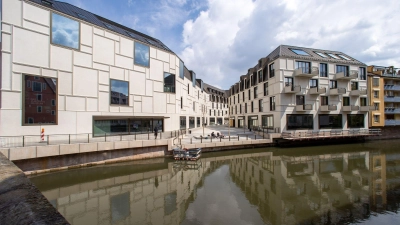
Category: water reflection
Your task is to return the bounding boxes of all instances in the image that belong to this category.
[29,141,400,225]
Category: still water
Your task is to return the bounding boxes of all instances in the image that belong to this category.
[30,140,400,225]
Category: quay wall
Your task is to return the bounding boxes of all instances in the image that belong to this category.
[367,126,400,140]
[0,152,69,224]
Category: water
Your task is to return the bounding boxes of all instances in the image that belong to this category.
[29,140,400,225]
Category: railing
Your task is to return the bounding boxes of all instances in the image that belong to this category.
[296,104,312,111]
[329,87,346,95]
[385,120,400,126]
[343,105,359,111]
[0,130,186,148]
[384,84,400,91]
[335,70,358,79]
[321,104,337,111]
[384,96,400,103]
[384,108,400,114]
[294,66,319,77]
[309,87,326,94]
[282,129,381,139]
[284,84,301,93]
[350,89,367,96]
[360,105,374,111]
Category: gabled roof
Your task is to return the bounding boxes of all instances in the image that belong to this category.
[29,0,173,53]
[265,45,366,66]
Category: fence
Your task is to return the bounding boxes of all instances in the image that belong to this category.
[281,129,381,139]
[0,130,187,148]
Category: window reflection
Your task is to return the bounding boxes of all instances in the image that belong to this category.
[111,192,130,223]
[51,13,79,49]
[24,75,57,125]
[110,79,129,105]
[134,42,150,67]
[164,72,175,93]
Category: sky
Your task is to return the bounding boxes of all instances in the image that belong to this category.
[59,0,400,90]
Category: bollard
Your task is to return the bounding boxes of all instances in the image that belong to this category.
[201,137,202,143]
[148,132,150,140]
[255,135,257,140]
[229,135,230,141]
[211,137,212,143]
[246,135,248,140]
[191,138,192,144]
[180,138,182,145]
[69,134,71,144]
[87,133,89,143]
[135,133,136,140]
[220,137,221,142]
[22,136,25,147]
[120,135,122,141]
[171,131,172,138]
[104,133,106,142]
[47,135,49,145]
[238,135,239,141]
[263,128,265,139]
[160,132,162,139]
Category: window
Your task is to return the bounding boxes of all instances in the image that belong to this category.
[51,13,79,49]
[248,89,251,100]
[338,54,351,60]
[296,95,305,105]
[264,82,268,96]
[245,103,247,113]
[51,110,56,115]
[359,67,366,80]
[373,78,379,87]
[374,115,380,123]
[187,84,189,94]
[269,63,275,78]
[259,99,263,112]
[351,81,358,91]
[23,75,57,125]
[270,96,275,111]
[134,42,150,67]
[76,13,88,20]
[343,97,350,106]
[179,60,184,79]
[329,80,337,89]
[336,65,349,76]
[103,23,114,30]
[254,87,258,98]
[180,116,186,129]
[110,79,129,105]
[240,105,242,114]
[319,114,343,129]
[309,79,318,88]
[373,91,379,98]
[321,96,328,106]
[181,97,183,109]
[374,103,379,110]
[327,53,340,59]
[242,92,245,101]
[43,83,47,90]
[258,70,263,83]
[163,73,175,93]
[296,61,311,74]
[360,98,367,106]
[233,96,235,104]
[193,102,196,111]
[287,114,313,130]
[347,114,364,128]
[192,72,196,87]
[262,115,273,128]
[290,49,310,56]
[320,63,328,77]
[189,117,195,128]
[315,52,328,58]
[251,101,254,113]
[284,77,293,87]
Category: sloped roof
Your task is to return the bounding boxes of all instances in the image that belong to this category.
[29,0,173,53]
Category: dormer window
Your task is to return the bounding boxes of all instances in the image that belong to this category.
[103,23,114,30]
[290,49,310,56]
[42,0,53,6]
[338,54,351,60]
[315,52,328,58]
[76,13,87,20]
[327,53,340,59]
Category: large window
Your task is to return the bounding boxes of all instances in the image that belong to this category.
[245,103,247,113]
[329,80,337,89]
[251,101,254,113]
[320,63,328,77]
[351,81,358,91]
[51,13,79,49]
[164,73,175,93]
[189,117,195,128]
[180,116,186,129]
[110,79,129,105]
[270,96,276,111]
[287,115,313,130]
[262,115,273,128]
[23,75,57,125]
[343,97,350,106]
[296,61,311,73]
[359,67,366,80]
[134,42,150,67]
[269,63,275,78]
[360,97,367,106]
[254,87,258,98]
[264,82,268,96]
[321,96,328,106]
[309,79,318,88]
[373,78,379,87]
[347,114,364,128]
[259,99,263,112]
[258,70,263,83]
[319,114,342,129]
[336,65,349,76]
[192,72,196,87]
[179,60,184,79]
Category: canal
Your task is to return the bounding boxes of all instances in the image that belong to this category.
[29,140,400,225]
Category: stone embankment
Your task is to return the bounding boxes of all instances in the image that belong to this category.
[0,152,69,225]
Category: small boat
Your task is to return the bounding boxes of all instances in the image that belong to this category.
[172,146,201,161]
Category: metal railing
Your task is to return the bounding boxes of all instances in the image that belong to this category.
[385,120,400,126]
[282,129,381,139]
[0,130,186,148]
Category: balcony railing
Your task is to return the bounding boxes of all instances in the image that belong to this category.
[329,87,346,95]
[309,87,326,95]
[384,84,400,91]
[385,107,400,114]
[360,105,374,111]
[384,96,400,103]
[335,70,358,80]
[350,89,367,96]
[295,104,313,111]
[385,120,400,126]
[284,84,301,93]
[294,66,319,77]
[321,104,337,111]
[343,105,360,111]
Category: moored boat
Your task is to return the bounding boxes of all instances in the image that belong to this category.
[173,147,201,161]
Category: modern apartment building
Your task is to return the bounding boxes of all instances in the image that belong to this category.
[0,0,218,136]
[228,45,369,132]
[367,66,400,127]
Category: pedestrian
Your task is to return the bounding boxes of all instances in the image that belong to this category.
[154,126,158,139]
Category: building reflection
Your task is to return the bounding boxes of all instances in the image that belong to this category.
[37,148,400,225]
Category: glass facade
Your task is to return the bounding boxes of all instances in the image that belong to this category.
[164,73,175,93]
[189,117,195,128]
[287,114,313,130]
[134,42,150,67]
[23,75,57,125]
[180,116,186,129]
[93,118,163,136]
[319,114,342,129]
[51,13,79,49]
[262,115,273,128]
[110,79,129,105]
[348,114,365,128]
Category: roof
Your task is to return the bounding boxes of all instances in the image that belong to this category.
[203,83,227,97]
[28,0,173,53]
[265,45,366,66]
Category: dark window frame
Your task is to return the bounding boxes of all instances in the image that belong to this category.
[347,114,365,128]
[287,114,313,130]
[319,114,343,129]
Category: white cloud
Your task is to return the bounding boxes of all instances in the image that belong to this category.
[179,0,400,89]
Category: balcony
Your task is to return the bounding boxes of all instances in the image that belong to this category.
[284,84,301,93]
[321,104,337,111]
[385,107,400,114]
[384,84,400,91]
[309,87,326,95]
[360,105,374,111]
[385,120,400,126]
[296,104,313,112]
[335,70,358,80]
[294,66,319,78]
[343,105,360,112]
[384,96,400,103]
[329,88,346,95]
[350,89,367,96]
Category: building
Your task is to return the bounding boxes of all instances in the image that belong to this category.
[367,66,400,127]
[0,0,219,137]
[228,45,370,132]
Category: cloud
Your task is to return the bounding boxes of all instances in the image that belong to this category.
[179,0,400,89]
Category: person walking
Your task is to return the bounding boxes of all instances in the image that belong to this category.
[154,126,159,139]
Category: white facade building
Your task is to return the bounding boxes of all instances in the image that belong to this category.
[228,45,369,132]
[0,0,223,136]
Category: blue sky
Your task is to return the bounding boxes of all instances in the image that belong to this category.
[59,0,400,89]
